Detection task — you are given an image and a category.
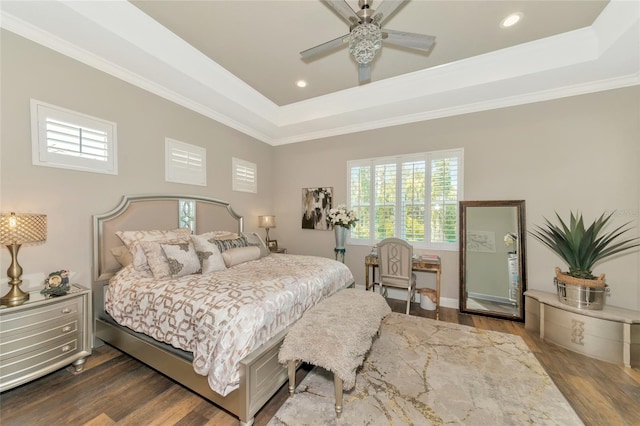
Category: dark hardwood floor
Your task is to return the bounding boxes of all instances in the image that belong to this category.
[1,301,639,425]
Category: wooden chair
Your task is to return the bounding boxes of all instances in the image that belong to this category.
[375,238,416,315]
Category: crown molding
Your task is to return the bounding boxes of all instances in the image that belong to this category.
[1,0,638,146]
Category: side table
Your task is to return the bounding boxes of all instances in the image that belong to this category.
[0,284,92,392]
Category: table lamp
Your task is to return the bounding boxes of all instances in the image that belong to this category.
[0,212,47,306]
[258,215,276,242]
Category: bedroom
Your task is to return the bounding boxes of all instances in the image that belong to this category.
[1,0,639,424]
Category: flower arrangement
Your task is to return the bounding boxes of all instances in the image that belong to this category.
[504,232,517,253]
[327,204,358,229]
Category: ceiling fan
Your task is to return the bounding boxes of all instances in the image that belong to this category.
[300,0,436,83]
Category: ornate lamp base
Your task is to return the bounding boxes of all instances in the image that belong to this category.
[1,284,29,307]
[1,243,29,307]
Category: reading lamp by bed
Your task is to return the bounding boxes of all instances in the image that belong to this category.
[0,212,47,306]
[258,215,276,242]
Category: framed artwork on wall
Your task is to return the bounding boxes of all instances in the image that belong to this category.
[301,187,332,230]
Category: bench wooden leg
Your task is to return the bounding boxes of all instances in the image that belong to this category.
[287,361,296,397]
[334,376,343,418]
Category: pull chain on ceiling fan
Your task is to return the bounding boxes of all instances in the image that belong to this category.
[301,0,436,83]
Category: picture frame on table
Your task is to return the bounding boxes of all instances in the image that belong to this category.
[267,240,279,251]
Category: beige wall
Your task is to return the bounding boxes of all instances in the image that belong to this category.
[273,87,640,310]
[2,30,639,311]
[0,31,274,293]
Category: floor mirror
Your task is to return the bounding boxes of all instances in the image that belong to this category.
[459,200,527,321]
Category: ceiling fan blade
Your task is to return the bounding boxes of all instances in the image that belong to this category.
[358,64,371,83]
[372,0,406,25]
[323,0,359,25]
[382,28,436,51]
[300,34,350,60]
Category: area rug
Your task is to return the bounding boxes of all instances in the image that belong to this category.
[267,313,582,426]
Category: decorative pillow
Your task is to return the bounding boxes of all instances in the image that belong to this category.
[191,234,226,274]
[110,246,133,267]
[222,246,261,268]
[197,231,239,241]
[116,228,191,272]
[161,241,201,278]
[241,232,270,258]
[213,236,249,253]
[141,239,190,280]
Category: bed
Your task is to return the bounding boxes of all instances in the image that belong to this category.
[92,194,354,425]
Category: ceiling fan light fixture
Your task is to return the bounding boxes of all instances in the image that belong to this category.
[348,23,382,65]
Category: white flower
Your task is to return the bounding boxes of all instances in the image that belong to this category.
[327,204,358,228]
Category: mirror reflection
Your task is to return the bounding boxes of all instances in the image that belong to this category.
[459,200,527,320]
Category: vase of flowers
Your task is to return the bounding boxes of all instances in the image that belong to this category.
[327,204,358,249]
[504,232,518,255]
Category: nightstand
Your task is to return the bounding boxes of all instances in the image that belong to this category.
[0,284,92,392]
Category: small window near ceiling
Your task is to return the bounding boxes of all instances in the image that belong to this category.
[232,157,257,193]
[165,138,206,186]
[30,99,117,174]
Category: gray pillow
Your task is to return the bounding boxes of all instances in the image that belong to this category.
[242,232,271,258]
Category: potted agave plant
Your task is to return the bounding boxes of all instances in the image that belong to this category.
[530,211,639,310]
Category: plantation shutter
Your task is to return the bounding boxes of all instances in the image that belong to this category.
[165,138,206,186]
[232,157,257,193]
[347,148,463,249]
[401,159,426,242]
[350,162,371,240]
[429,150,461,244]
[374,162,396,240]
[31,99,117,174]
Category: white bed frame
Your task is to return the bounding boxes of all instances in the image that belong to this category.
[92,194,293,425]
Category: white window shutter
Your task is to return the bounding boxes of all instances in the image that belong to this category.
[232,157,257,193]
[165,138,206,186]
[31,99,117,174]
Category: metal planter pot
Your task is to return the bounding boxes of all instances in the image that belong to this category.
[554,279,610,310]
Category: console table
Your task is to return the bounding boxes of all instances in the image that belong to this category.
[525,290,640,368]
[365,254,441,319]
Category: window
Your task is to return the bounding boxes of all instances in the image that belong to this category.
[348,149,463,250]
[232,157,257,193]
[30,99,117,174]
[165,138,206,186]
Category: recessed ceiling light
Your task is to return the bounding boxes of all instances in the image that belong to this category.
[500,12,522,28]
[296,80,307,88]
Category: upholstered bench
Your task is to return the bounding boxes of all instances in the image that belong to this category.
[278,288,391,418]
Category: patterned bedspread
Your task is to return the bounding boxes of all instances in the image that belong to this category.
[105,254,354,396]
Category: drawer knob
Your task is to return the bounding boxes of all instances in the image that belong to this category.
[61,345,71,352]
[62,326,72,333]
[61,308,72,314]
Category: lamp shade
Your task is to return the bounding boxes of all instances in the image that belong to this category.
[0,212,47,245]
[258,215,276,228]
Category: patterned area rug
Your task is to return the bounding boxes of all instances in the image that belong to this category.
[268,313,583,426]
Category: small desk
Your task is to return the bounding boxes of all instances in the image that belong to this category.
[365,254,441,319]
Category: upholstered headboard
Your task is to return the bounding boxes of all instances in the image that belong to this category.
[92,194,243,284]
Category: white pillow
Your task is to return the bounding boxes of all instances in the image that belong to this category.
[191,234,226,274]
[116,228,191,272]
[222,246,261,267]
[161,241,201,278]
[141,239,187,280]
